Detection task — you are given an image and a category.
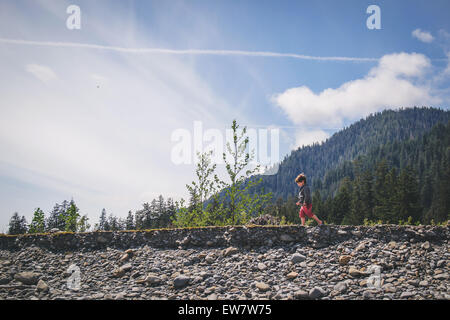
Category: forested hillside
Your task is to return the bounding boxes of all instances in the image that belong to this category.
[256,107,449,201]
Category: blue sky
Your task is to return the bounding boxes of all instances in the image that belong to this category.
[0,0,449,232]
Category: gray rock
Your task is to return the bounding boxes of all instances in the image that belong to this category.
[400,291,415,299]
[255,282,270,292]
[383,283,397,293]
[223,247,239,257]
[433,273,448,280]
[174,275,190,289]
[309,286,326,299]
[112,263,132,277]
[418,280,429,287]
[1,260,12,266]
[436,260,446,268]
[91,293,105,299]
[257,263,267,271]
[114,292,126,300]
[348,267,365,277]
[294,290,310,300]
[36,279,49,292]
[421,241,431,251]
[145,273,162,286]
[205,254,215,264]
[362,290,375,299]
[0,276,11,285]
[334,281,348,293]
[291,253,306,264]
[407,279,419,287]
[207,293,218,300]
[14,272,40,285]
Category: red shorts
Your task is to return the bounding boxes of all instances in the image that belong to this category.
[299,204,314,219]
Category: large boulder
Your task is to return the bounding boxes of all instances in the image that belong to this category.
[14,272,40,285]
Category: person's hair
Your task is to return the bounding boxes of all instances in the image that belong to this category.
[295,173,307,184]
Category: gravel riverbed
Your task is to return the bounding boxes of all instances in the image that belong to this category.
[0,225,448,300]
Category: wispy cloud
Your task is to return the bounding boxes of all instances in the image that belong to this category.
[25,63,58,83]
[412,28,434,43]
[0,37,379,62]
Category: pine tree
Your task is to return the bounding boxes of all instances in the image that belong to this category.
[331,177,352,225]
[184,151,219,227]
[29,208,46,233]
[155,195,166,228]
[149,199,159,228]
[345,185,363,226]
[59,200,70,229]
[8,212,28,235]
[312,191,325,222]
[64,200,80,232]
[164,198,176,227]
[125,210,135,230]
[134,207,145,230]
[173,150,221,227]
[384,167,399,223]
[346,161,373,225]
[46,203,65,231]
[284,195,299,223]
[420,172,434,214]
[77,215,90,232]
[396,167,422,223]
[107,214,120,231]
[98,208,108,231]
[136,202,152,229]
[430,151,450,222]
[372,160,390,222]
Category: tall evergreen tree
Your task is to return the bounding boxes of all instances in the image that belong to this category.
[8,212,28,235]
[107,214,121,231]
[125,210,135,230]
[330,177,352,224]
[98,208,108,230]
[77,215,90,232]
[29,208,46,233]
[383,167,399,223]
[46,203,65,231]
[395,167,422,223]
[372,160,390,222]
[134,207,145,230]
[164,198,176,227]
[312,191,325,222]
[64,200,80,232]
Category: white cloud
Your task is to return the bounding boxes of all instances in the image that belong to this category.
[25,63,57,83]
[412,29,434,43]
[293,129,329,149]
[272,52,442,128]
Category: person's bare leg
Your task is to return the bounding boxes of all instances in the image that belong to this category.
[300,217,306,226]
[312,215,322,225]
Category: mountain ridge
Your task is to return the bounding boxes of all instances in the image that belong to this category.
[254,107,449,200]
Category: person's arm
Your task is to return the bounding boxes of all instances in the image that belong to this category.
[297,189,303,205]
[304,186,312,205]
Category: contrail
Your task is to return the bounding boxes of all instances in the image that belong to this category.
[0,37,379,62]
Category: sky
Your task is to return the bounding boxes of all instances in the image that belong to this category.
[0,0,449,232]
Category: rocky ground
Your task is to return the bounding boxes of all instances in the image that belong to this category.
[0,226,448,300]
